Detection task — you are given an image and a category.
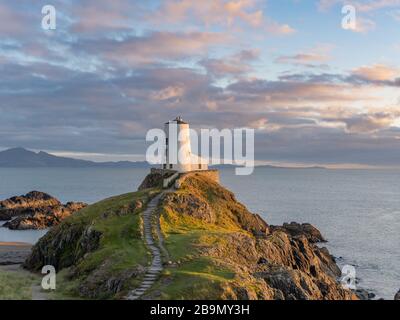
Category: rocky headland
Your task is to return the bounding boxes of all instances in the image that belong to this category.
[0,191,86,230]
[23,172,359,300]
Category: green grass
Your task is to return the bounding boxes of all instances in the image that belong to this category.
[155,183,242,299]
[48,189,160,299]
[157,258,235,300]
[0,268,39,300]
[26,172,257,299]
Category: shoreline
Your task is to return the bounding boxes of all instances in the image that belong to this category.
[0,241,32,247]
[0,241,32,266]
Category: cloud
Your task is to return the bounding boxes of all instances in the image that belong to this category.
[150,85,185,101]
[200,49,259,79]
[352,64,400,81]
[0,3,33,36]
[323,111,400,133]
[351,17,376,33]
[318,0,398,33]
[151,0,295,35]
[1,1,400,167]
[75,31,229,66]
[318,0,400,12]
[389,9,400,20]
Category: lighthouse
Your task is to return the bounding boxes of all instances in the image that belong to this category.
[162,116,208,172]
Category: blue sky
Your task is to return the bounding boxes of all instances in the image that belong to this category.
[0,0,400,167]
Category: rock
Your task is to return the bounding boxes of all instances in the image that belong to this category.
[163,192,216,223]
[395,290,400,300]
[78,262,145,299]
[134,200,143,210]
[162,177,269,236]
[270,222,326,243]
[25,172,359,300]
[355,289,370,300]
[24,222,102,271]
[368,292,375,299]
[138,170,175,190]
[0,191,61,210]
[0,191,86,230]
[257,257,268,264]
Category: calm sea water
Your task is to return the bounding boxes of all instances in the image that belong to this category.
[0,167,399,299]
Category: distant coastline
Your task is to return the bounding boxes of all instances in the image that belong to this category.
[0,148,328,169]
[0,148,150,168]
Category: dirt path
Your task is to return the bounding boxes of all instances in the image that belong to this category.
[126,191,170,300]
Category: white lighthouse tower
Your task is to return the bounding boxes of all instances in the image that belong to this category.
[163,116,207,172]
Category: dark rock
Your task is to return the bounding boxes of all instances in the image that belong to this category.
[355,289,370,300]
[0,191,86,230]
[258,257,268,264]
[368,292,376,299]
[78,263,145,299]
[270,222,326,243]
[262,267,308,300]
[24,222,101,271]
[395,290,400,300]
[138,170,175,190]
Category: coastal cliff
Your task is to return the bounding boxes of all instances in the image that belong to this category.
[24,173,356,300]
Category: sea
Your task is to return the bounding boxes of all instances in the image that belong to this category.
[0,167,399,299]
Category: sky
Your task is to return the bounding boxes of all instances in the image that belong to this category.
[0,0,400,167]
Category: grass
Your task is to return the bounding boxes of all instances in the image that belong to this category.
[0,267,39,300]
[153,178,246,299]
[157,258,235,300]
[45,189,160,299]
[25,173,255,299]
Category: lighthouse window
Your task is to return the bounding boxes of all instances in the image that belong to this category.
[198,164,202,169]
[169,164,173,169]
[166,138,168,145]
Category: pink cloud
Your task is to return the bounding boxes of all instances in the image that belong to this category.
[0,3,30,36]
[352,64,400,81]
[151,0,295,35]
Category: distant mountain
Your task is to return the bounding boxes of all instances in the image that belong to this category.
[0,148,150,168]
[211,163,327,170]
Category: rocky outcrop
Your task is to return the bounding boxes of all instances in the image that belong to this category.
[164,174,269,237]
[138,169,176,190]
[23,172,357,300]
[0,191,86,230]
[395,290,400,300]
[24,222,101,271]
[270,222,326,243]
[0,191,61,220]
[78,262,145,299]
[161,173,356,300]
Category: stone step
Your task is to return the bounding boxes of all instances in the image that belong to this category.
[135,290,146,295]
